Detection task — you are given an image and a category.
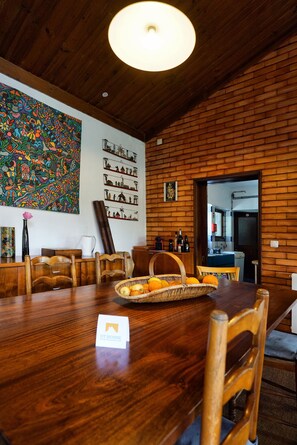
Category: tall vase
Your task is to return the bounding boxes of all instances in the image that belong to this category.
[22,219,29,261]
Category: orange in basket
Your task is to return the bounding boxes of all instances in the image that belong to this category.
[142,283,149,292]
[160,279,169,288]
[186,277,200,285]
[148,280,162,292]
[202,275,219,286]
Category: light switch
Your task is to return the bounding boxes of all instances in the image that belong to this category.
[270,240,279,248]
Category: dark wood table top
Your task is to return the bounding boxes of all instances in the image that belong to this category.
[0,279,296,445]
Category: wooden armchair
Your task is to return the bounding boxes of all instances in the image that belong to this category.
[175,288,269,445]
[197,265,240,281]
[25,255,77,295]
[95,251,128,284]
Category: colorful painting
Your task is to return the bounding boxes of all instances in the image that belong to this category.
[0,82,82,213]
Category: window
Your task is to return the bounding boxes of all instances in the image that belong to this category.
[214,209,225,240]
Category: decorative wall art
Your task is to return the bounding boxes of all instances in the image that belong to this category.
[0,82,82,213]
[102,139,139,221]
[164,181,178,202]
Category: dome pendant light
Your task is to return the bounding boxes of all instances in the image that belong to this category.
[108,1,196,72]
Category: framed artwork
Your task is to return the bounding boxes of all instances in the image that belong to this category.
[164,181,178,202]
[0,82,82,214]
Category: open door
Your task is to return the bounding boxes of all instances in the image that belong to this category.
[234,211,258,282]
[194,173,261,282]
[194,180,208,267]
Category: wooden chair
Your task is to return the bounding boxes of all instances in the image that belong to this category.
[95,251,128,284]
[25,255,77,295]
[263,330,297,402]
[115,250,135,278]
[176,288,269,445]
[197,265,240,281]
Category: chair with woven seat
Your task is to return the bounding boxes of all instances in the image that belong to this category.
[175,288,269,445]
[197,265,240,281]
[25,255,77,295]
[95,251,128,284]
[264,329,297,402]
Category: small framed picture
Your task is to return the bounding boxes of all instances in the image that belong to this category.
[164,181,178,202]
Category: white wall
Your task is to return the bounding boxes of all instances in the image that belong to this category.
[0,74,146,257]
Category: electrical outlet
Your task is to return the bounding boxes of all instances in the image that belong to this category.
[270,240,279,248]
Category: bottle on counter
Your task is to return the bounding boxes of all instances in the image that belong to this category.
[177,228,184,253]
[174,231,178,252]
[155,236,163,250]
[184,235,190,252]
[168,239,174,252]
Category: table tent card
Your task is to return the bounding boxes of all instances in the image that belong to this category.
[96,314,130,349]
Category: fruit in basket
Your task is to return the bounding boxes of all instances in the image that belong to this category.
[142,283,149,292]
[160,279,169,288]
[148,276,162,284]
[130,290,143,296]
[119,286,131,296]
[186,277,200,285]
[130,284,144,293]
[148,280,162,291]
[202,275,219,286]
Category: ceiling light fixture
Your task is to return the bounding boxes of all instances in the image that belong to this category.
[108,1,196,72]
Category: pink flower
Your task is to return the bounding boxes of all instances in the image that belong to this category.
[23,212,33,220]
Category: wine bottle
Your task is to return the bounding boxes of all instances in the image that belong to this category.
[177,229,183,253]
[174,231,178,252]
[184,235,190,252]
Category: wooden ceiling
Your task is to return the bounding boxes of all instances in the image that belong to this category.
[1,1,297,142]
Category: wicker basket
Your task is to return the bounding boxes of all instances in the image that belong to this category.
[114,252,217,303]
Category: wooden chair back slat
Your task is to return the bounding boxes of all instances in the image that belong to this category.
[197,265,240,281]
[25,255,77,295]
[95,252,128,284]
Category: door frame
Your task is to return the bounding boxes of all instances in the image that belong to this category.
[194,171,262,283]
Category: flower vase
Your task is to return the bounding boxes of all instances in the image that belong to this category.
[22,219,29,261]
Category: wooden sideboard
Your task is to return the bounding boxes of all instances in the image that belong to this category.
[0,257,96,298]
[132,248,195,277]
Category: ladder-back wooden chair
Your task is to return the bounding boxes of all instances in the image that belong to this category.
[25,255,77,295]
[95,251,128,284]
[175,288,269,445]
[197,265,240,281]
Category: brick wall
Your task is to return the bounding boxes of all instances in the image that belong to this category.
[146,34,297,288]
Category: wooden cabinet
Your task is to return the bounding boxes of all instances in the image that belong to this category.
[0,257,96,298]
[132,249,194,277]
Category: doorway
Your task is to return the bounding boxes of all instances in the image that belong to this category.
[194,172,261,283]
[234,211,258,282]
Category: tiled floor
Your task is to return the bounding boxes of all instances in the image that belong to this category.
[257,366,297,444]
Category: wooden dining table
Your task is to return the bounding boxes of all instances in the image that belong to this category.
[0,279,296,445]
